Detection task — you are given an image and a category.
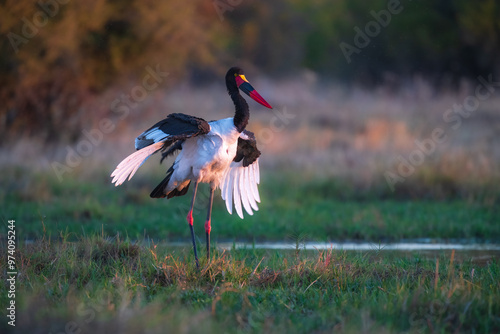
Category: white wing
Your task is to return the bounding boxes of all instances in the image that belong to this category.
[220,158,261,219]
[111,142,163,186]
[135,128,170,149]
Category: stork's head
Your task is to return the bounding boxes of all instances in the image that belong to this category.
[226,67,272,109]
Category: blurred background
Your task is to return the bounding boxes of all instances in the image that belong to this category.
[1,0,499,240]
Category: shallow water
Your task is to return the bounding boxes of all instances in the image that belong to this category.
[215,241,500,264]
[217,241,500,251]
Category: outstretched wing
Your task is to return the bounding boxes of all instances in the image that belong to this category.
[135,113,210,149]
[111,142,163,186]
[111,113,210,186]
[220,130,261,218]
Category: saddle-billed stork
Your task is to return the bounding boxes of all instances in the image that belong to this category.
[111,67,272,267]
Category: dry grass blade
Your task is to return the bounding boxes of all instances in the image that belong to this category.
[251,257,265,276]
[304,275,322,293]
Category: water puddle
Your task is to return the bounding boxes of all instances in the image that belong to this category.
[215,241,500,264]
[217,241,500,251]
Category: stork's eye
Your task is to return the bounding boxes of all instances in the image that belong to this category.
[234,73,238,77]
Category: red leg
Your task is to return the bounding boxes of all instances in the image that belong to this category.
[205,187,215,259]
[187,182,199,268]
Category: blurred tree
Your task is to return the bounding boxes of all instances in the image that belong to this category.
[222,1,309,75]
[0,0,225,142]
[1,0,499,143]
[457,0,500,76]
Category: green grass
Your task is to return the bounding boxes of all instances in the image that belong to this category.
[2,167,499,243]
[2,166,500,333]
[0,236,498,334]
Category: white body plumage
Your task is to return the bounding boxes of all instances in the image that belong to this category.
[170,118,239,189]
[111,117,261,218]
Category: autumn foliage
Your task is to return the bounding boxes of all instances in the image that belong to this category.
[1,0,499,142]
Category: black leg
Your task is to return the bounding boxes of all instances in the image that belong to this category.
[187,181,199,268]
[205,186,215,260]
[189,224,199,268]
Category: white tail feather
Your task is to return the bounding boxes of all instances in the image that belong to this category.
[111,142,163,186]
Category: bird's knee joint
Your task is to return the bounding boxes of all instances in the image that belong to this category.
[204,220,211,234]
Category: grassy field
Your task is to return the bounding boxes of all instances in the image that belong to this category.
[2,167,500,243]
[1,165,500,333]
[2,84,500,333]
[0,236,499,334]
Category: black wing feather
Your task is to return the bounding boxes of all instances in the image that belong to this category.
[160,140,183,163]
[234,130,261,167]
[137,114,209,199]
[135,113,210,150]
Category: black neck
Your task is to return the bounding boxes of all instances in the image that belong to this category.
[229,88,249,133]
